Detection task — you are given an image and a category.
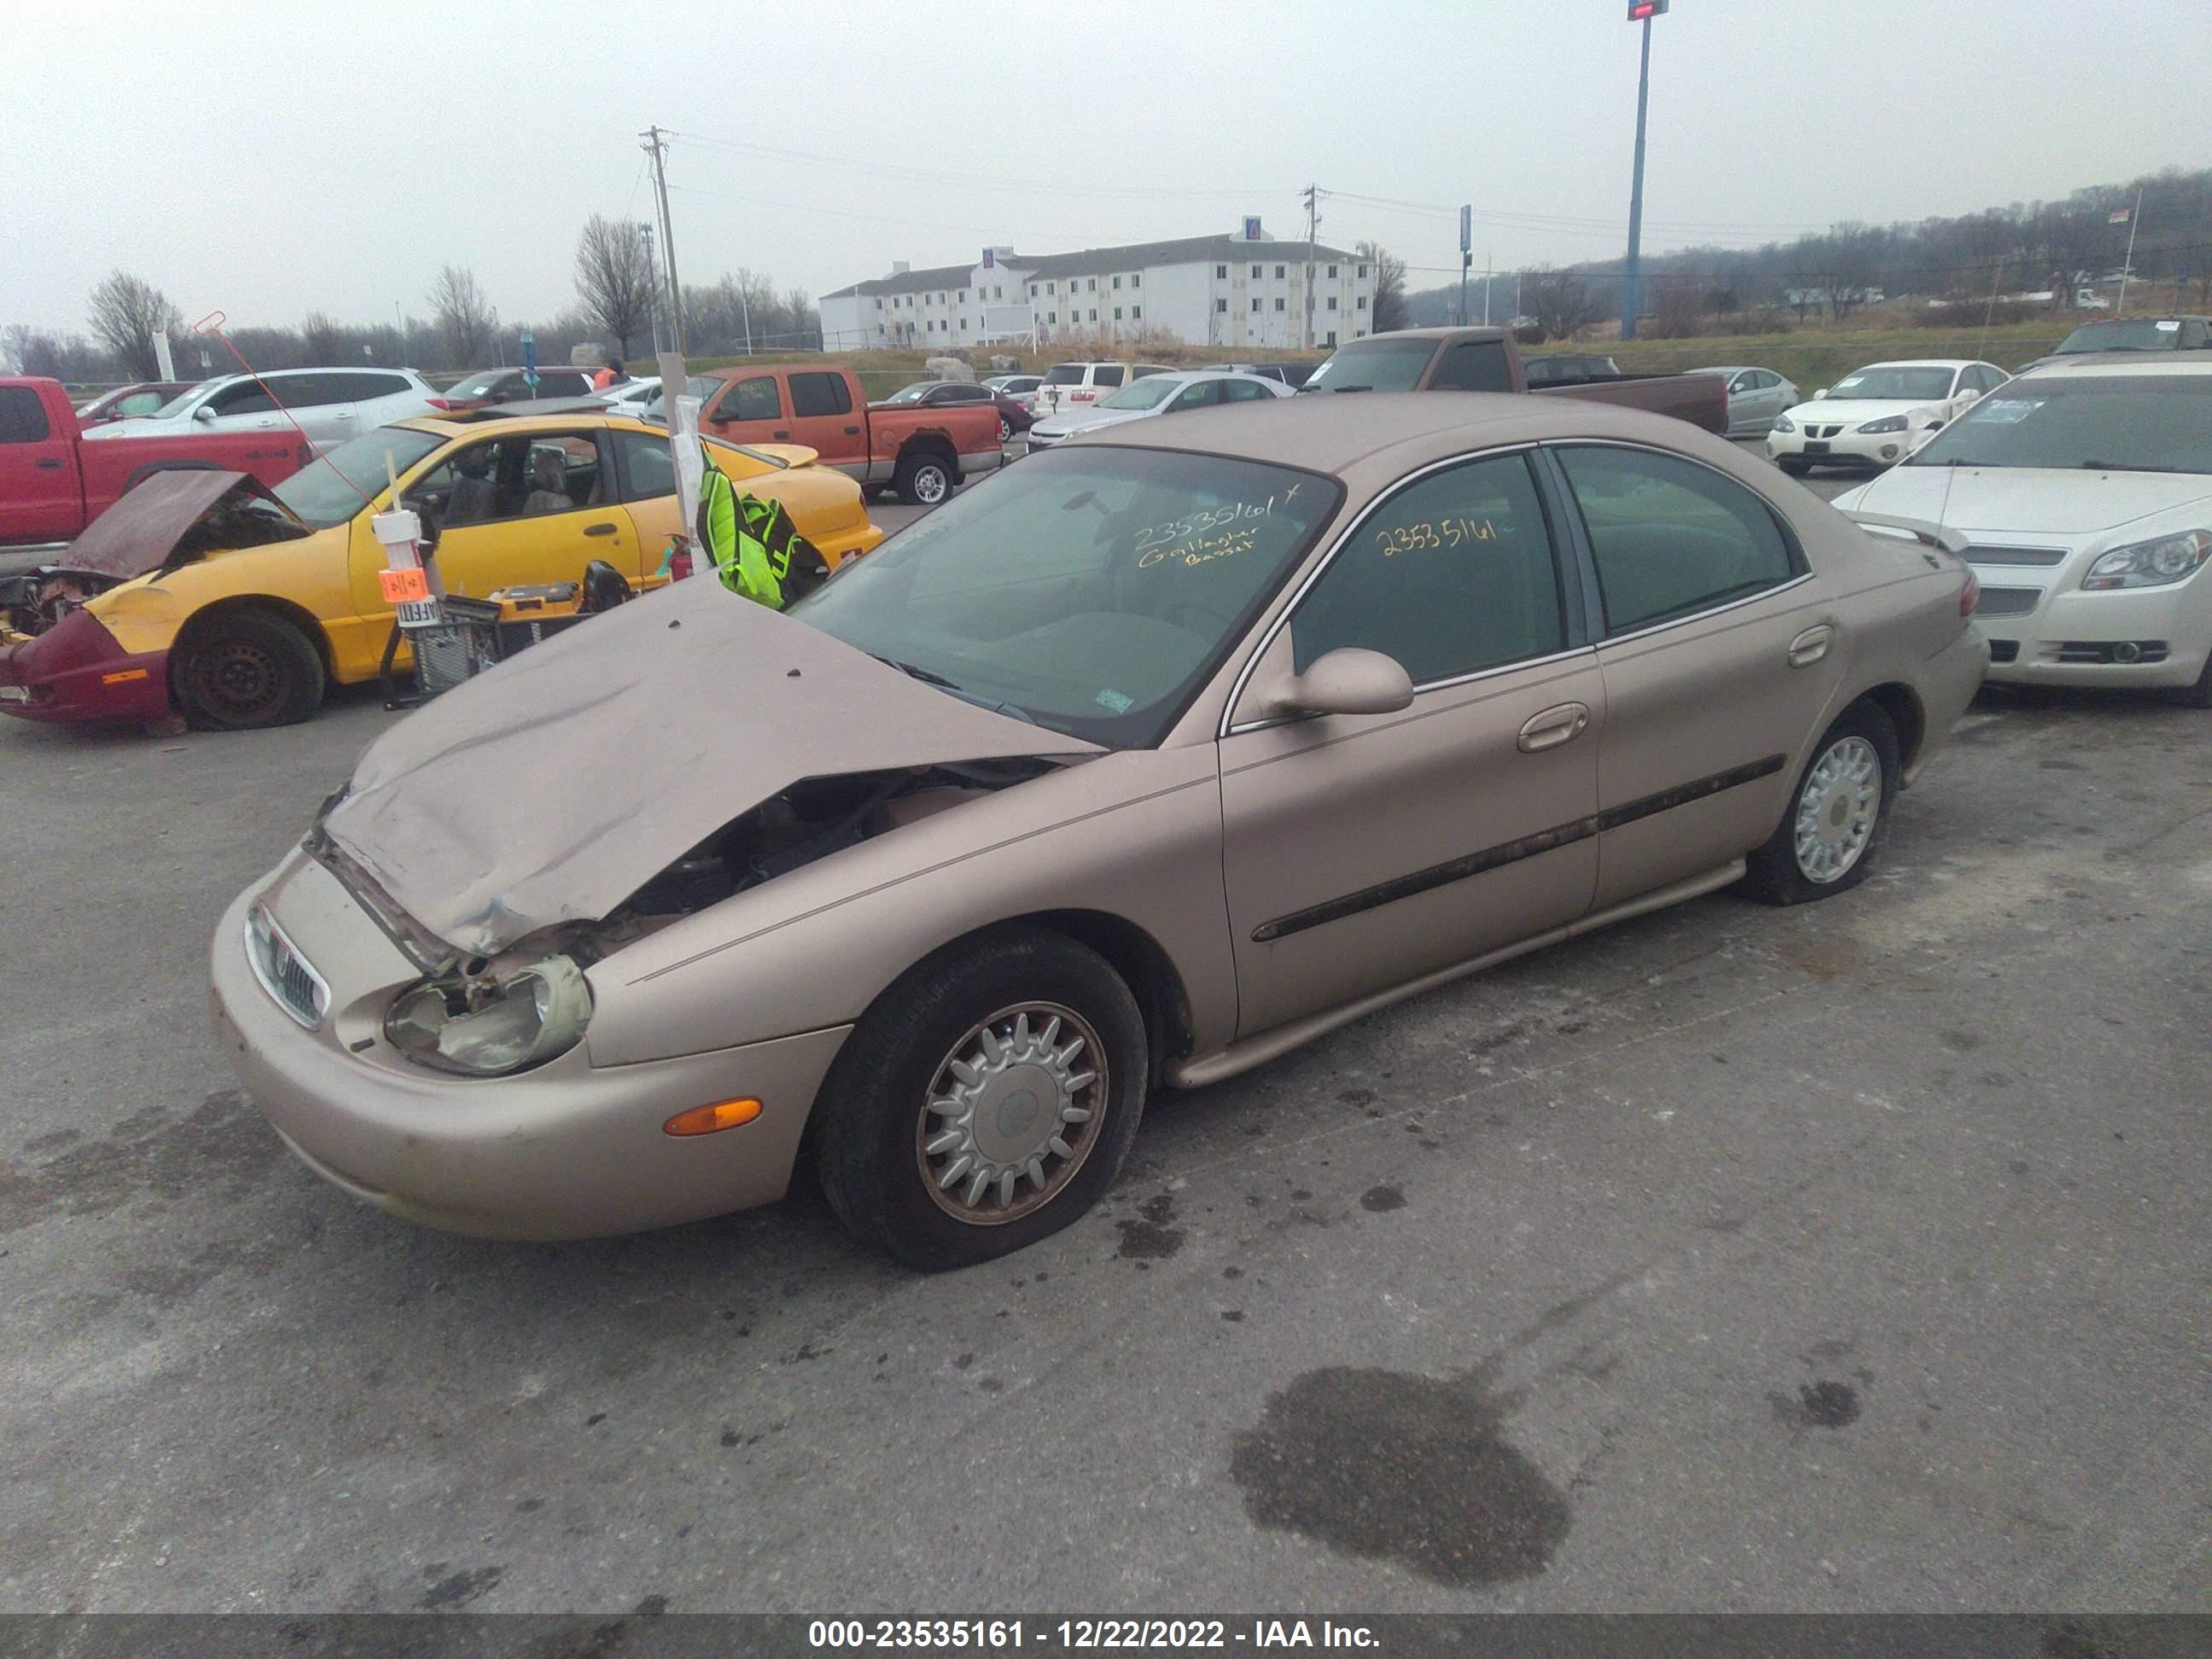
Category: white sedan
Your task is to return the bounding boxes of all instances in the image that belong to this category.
[1025,370,1289,454]
[1767,359,2009,474]
[1833,358,2212,706]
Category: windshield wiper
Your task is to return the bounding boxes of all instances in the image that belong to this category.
[873,655,962,689]
[2078,461,2192,473]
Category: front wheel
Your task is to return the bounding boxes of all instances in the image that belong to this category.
[174,609,326,731]
[814,926,1148,1270]
[997,416,1012,444]
[894,451,952,506]
[1740,702,1900,905]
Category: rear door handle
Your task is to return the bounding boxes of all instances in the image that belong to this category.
[773,429,791,439]
[584,521,619,537]
[1517,701,1590,753]
[1789,625,1834,667]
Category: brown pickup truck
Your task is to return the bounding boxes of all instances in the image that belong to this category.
[683,364,1002,506]
[1300,327,1729,434]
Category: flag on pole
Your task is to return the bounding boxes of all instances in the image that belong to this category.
[2109,208,2131,224]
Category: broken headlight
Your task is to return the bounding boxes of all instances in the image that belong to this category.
[386,956,592,1076]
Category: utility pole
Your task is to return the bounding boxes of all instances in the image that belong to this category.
[1621,2,1668,341]
[1483,253,1493,325]
[639,221,663,356]
[1303,183,1319,351]
[640,125,685,352]
[1458,205,1473,328]
[2116,185,2144,312]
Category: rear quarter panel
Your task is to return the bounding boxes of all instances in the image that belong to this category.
[864,401,998,469]
[1535,375,1732,434]
[75,428,314,522]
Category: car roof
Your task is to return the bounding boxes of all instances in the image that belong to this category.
[391,408,665,437]
[2015,356,2212,380]
[1083,387,1720,474]
[1847,358,1982,371]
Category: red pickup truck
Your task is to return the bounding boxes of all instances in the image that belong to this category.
[1301,328,1730,434]
[684,364,1002,505]
[0,376,312,548]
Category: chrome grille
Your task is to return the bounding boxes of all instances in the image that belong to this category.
[1964,544,2068,567]
[1974,586,2042,618]
[246,905,329,1029]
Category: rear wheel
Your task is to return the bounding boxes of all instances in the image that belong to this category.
[175,609,325,730]
[1741,702,1899,905]
[997,416,1012,444]
[894,451,952,506]
[815,926,1148,1271]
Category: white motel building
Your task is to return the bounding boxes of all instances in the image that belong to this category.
[818,224,1379,353]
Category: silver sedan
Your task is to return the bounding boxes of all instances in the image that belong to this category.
[1691,365,1800,437]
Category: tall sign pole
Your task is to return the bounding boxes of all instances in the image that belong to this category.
[1303,184,1320,351]
[1459,204,1473,327]
[1621,1,1668,341]
[640,125,685,352]
[2116,186,2144,312]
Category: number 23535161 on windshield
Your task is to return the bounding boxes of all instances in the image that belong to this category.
[1376,516,1499,555]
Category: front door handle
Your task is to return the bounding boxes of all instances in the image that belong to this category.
[1517,701,1590,753]
[773,429,791,439]
[33,457,64,471]
[843,425,861,435]
[584,521,619,537]
[1789,625,1834,667]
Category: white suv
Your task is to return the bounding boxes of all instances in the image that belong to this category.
[1032,360,1173,418]
[84,367,438,447]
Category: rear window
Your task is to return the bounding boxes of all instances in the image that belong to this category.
[1429,341,1514,393]
[1043,365,1087,386]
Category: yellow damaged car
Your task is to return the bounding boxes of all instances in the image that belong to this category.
[0,410,882,729]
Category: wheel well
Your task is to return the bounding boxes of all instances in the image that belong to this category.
[897,436,957,472]
[1022,910,1195,1084]
[172,596,337,686]
[1855,682,1925,770]
[122,458,220,493]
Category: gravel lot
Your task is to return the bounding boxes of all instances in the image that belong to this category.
[3,446,2208,1615]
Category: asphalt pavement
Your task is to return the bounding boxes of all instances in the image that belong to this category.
[3,448,2208,1616]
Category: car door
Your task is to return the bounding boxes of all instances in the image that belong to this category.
[1218,449,1604,1037]
[1551,443,1837,910]
[785,370,861,460]
[1166,379,1223,415]
[0,385,79,542]
[194,375,294,437]
[1218,377,1277,405]
[382,431,631,608]
[703,372,789,445]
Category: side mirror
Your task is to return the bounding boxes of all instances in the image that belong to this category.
[1253,648,1416,721]
[191,405,217,423]
[1813,387,1830,400]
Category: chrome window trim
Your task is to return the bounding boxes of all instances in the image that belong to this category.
[1217,442,1563,739]
[1593,571,1816,650]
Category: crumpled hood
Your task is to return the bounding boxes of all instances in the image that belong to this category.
[323,578,1101,957]
[1832,466,2212,536]
[56,469,294,579]
[1788,398,1938,428]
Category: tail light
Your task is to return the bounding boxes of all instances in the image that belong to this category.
[426,398,454,410]
[1959,568,1980,617]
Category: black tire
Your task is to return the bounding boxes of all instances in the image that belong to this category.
[174,608,325,731]
[815,926,1148,1271]
[894,451,953,507]
[2175,652,2212,709]
[1740,701,1901,905]
[997,416,1012,444]
[1777,457,1812,477]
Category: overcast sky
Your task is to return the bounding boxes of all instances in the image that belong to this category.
[9,0,2209,339]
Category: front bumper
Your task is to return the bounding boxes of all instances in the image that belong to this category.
[0,608,172,725]
[1976,577,2210,688]
[211,858,852,1241]
[1766,426,1916,469]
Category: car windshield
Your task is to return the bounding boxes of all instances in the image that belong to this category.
[445,371,507,398]
[785,446,1341,747]
[1906,375,2212,474]
[1825,367,1955,401]
[882,383,935,404]
[148,381,217,420]
[1300,338,1435,393]
[2054,320,2187,354]
[271,427,445,527]
[1097,378,1182,410]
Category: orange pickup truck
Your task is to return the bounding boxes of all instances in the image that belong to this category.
[683,364,1003,505]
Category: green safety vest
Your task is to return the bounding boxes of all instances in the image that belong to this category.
[695,463,830,609]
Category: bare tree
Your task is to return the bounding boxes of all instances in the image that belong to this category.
[301,311,348,362]
[428,266,492,367]
[87,271,183,380]
[573,217,655,356]
[1359,241,1409,334]
[1522,267,1604,341]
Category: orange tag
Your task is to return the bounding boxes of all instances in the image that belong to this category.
[379,567,431,602]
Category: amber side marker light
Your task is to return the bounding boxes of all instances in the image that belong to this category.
[101,668,150,684]
[663,1097,763,1137]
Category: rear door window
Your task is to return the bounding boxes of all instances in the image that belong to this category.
[1429,341,1513,392]
[789,372,853,417]
[0,387,52,442]
[209,379,282,416]
[1556,445,1800,634]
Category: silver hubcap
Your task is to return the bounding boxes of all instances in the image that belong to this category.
[915,466,947,504]
[917,1003,1104,1225]
[1793,736,1881,883]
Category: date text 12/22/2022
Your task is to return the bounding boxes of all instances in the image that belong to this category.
[805,1619,1381,1650]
